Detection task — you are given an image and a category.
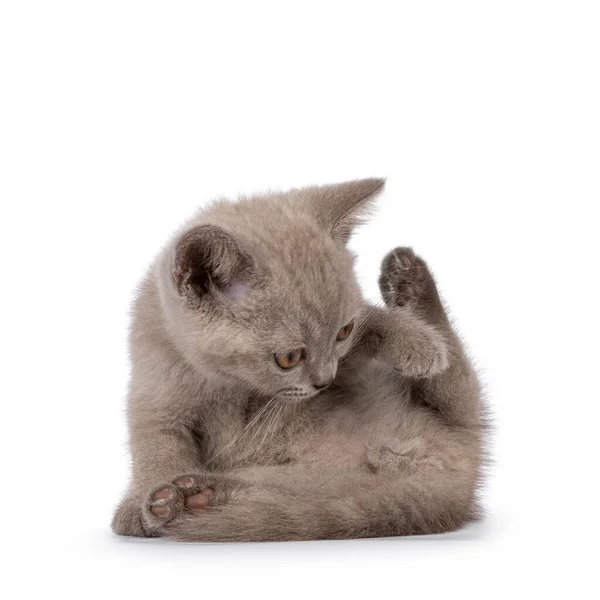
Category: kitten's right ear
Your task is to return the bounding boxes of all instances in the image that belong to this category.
[173,225,255,306]
[310,178,386,244]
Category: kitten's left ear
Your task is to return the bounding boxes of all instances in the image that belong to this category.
[173,225,255,306]
[310,178,386,244]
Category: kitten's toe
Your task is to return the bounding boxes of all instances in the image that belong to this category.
[144,476,215,531]
[379,247,432,308]
[173,474,214,512]
[145,484,183,526]
[186,489,214,510]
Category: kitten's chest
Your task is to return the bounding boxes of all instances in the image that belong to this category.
[197,396,296,470]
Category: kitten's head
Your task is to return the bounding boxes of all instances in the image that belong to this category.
[160,178,385,401]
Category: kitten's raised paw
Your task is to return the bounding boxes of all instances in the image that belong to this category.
[379,247,433,308]
[144,474,216,530]
[387,321,449,378]
[363,305,449,378]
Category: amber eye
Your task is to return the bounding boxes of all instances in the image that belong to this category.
[336,320,355,341]
[275,349,303,369]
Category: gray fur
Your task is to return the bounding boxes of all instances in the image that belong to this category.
[112,179,487,541]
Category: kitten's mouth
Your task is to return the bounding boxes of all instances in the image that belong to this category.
[277,388,318,402]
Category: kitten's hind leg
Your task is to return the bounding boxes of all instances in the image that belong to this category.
[379,247,447,323]
[379,248,483,427]
[143,473,249,533]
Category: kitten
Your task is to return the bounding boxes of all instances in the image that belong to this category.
[112,179,487,541]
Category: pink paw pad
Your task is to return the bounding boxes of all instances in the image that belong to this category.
[147,475,215,521]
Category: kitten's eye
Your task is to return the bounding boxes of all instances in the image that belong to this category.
[336,320,355,341]
[275,349,303,369]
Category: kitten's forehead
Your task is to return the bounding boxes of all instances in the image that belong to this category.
[273,261,360,342]
[239,213,359,333]
[258,218,355,300]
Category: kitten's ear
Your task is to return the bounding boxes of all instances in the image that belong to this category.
[173,225,255,304]
[310,178,386,244]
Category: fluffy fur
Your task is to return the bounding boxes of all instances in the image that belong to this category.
[112,179,487,542]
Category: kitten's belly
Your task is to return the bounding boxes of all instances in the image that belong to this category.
[294,431,370,469]
[229,372,433,486]
[248,382,415,476]
[291,375,414,468]
[229,431,369,491]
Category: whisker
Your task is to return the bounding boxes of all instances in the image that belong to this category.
[202,395,278,469]
[248,398,278,446]
[263,402,285,448]
[254,398,282,451]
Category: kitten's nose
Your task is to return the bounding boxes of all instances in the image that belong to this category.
[311,360,337,391]
[313,377,333,390]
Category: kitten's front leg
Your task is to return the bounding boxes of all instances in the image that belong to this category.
[112,412,202,537]
[356,305,449,378]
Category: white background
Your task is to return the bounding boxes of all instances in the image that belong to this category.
[1,1,599,598]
